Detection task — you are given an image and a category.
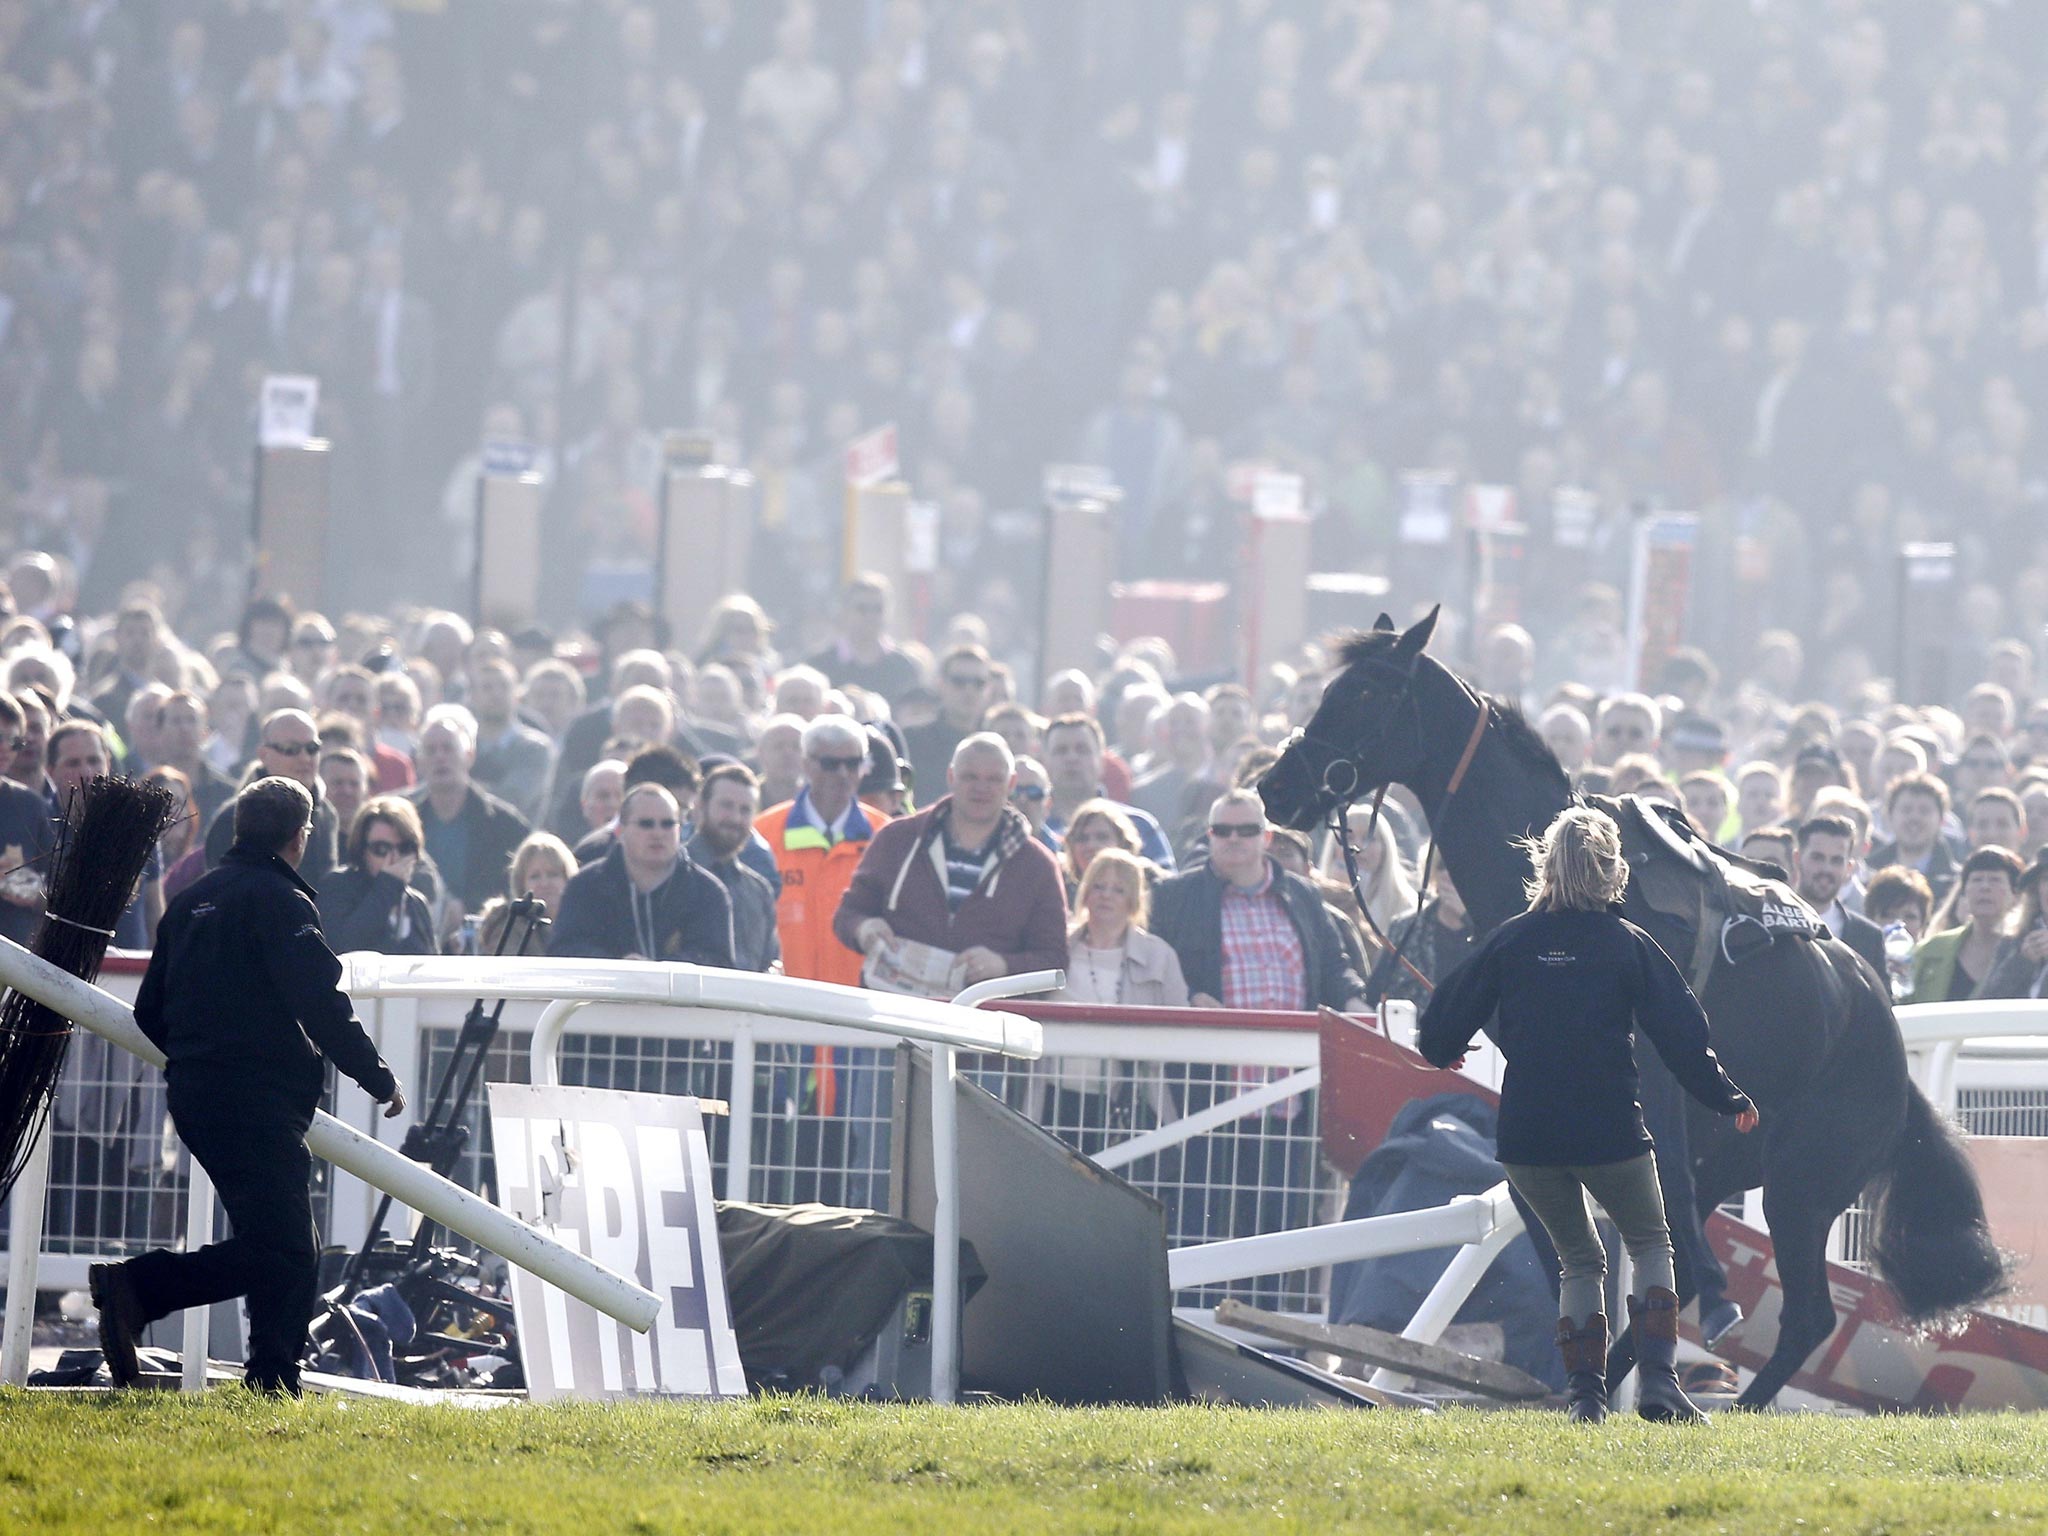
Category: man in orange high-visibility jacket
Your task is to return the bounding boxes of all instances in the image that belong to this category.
[754,718,891,1168]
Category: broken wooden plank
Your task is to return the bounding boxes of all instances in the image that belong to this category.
[1214,1300,1549,1402]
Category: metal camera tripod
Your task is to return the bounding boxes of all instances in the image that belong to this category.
[313,894,550,1383]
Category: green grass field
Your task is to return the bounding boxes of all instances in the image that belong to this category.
[4,1391,2046,1534]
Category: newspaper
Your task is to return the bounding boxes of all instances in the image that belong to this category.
[860,936,967,1000]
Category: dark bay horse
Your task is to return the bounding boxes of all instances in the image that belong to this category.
[1259,607,2007,1409]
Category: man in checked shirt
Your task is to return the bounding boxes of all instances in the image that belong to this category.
[1148,788,1369,1255]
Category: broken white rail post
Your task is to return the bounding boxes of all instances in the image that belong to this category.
[1369,1181,1524,1392]
[0,937,661,1386]
[1092,1068,1321,1172]
[1168,1189,1504,1292]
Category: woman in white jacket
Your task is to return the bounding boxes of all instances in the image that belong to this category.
[1042,848,1188,1151]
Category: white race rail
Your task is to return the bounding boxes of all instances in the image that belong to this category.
[379,954,1057,1407]
[1895,999,2048,1109]
[3,949,1047,1401]
[0,942,663,1385]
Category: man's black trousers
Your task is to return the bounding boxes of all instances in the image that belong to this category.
[118,1075,319,1391]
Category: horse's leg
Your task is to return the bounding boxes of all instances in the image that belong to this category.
[1691,1118,1764,1221]
[1733,1178,1841,1410]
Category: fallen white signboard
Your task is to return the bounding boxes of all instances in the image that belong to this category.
[489,1084,745,1401]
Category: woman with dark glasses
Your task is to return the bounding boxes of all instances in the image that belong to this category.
[317,795,438,955]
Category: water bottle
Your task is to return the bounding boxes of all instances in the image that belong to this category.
[1882,921,1914,1000]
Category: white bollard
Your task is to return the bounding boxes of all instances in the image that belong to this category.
[0,1118,54,1384]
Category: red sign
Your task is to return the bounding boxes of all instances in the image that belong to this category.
[1625,513,1698,692]
[843,423,899,488]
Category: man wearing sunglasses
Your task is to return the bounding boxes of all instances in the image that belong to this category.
[803,573,923,706]
[200,707,342,882]
[902,643,993,798]
[1149,789,1370,1016]
[755,716,890,990]
[1150,788,1370,1241]
[1009,754,1058,850]
[551,782,735,966]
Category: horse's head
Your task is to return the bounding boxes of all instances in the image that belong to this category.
[1259,606,1441,831]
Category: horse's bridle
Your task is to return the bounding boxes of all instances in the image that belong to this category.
[1289,676,1490,998]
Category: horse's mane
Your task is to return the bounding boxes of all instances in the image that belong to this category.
[1335,631,1396,668]
[1331,630,1573,797]
[1484,695,1574,797]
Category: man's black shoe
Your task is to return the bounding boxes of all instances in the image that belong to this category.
[87,1262,145,1388]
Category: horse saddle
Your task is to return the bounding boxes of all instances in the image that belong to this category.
[1589,794,1827,993]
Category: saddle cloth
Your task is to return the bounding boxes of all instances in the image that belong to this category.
[1585,793,1826,993]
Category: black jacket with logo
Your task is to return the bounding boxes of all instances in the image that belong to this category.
[134,844,396,1109]
[1417,906,1750,1166]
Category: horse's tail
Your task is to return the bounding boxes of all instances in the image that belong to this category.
[1868,1083,2010,1321]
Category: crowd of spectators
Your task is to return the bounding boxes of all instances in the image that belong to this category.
[4,547,2041,1228]
[6,1,2048,682]
[8,0,2048,1240]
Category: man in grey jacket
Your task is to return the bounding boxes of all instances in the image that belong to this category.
[690,763,780,972]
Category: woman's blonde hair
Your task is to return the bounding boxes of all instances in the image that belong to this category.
[509,831,579,899]
[1060,797,1140,884]
[1325,805,1420,931]
[1519,806,1630,912]
[1072,847,1150,935]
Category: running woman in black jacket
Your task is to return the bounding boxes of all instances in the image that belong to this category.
[1419,805,1757,1424]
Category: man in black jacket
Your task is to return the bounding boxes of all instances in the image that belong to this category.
[689,763,779,972]
[1148,789,1367,1249]
[405,704,530,930]
[200,707,341,882]
[1794,813,1887,976]
[90,777,406,1395]
[1150,789,1370,1013]
[551,784,736,965]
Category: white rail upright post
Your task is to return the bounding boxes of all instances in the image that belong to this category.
[725,1028,756,1201]
[179,1164,217,1392]
[1371,1183,1523,1391]
[0,1118,53,1385]
[929,1040,961,1404]
[935,971,1060,1405]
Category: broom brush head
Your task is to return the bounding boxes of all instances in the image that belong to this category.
[0,774,179,1199]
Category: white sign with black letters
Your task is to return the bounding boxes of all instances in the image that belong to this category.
[488,1083,745,1401]
[259,374,320,448]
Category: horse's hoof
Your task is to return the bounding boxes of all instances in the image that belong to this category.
[1700,1300,1743,1349]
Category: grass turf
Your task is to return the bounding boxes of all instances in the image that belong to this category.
[3,1391,2046,1534]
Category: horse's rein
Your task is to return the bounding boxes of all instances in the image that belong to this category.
[1330,698,1489,1000]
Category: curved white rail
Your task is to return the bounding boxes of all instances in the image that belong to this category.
[337,954,1044,1062]
[1895,999,2048,1048]
[0,939,662,1386]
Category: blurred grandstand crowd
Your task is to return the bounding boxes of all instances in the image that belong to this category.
[0,2,2042,982]
[0,0,2043,672]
